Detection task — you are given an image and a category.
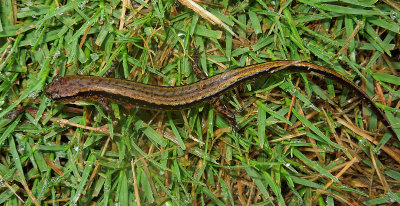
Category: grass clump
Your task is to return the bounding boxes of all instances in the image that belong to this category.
[0,0,400,205]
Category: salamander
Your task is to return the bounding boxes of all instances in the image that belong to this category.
[45,60,396,137]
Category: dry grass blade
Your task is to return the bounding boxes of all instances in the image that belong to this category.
[337,118,400,165]
[382,0,400,11]
[178,0,237,37]
[330,21,363,62]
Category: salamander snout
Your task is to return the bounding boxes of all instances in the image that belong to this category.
[45,76,65,100]
[45,83,60,100]
[45,76,86,101]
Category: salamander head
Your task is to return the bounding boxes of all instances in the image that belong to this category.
[45,76,82,101]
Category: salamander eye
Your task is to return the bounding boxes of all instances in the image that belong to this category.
[52,75,62,83]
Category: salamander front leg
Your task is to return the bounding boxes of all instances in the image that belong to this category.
[103,58,118,78]
[98,97,118,125]
[100,58,120,125]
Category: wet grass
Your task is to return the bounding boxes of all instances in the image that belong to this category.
[0,0,400,205]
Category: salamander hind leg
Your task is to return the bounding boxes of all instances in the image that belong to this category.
[211,97,239,132]
[191,47,238,131]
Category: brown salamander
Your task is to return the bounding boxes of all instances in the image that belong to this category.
[44,60,397,137]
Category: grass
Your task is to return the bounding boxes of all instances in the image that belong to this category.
[1,0,400,205]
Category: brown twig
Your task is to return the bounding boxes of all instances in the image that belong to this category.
[131,160,141,206]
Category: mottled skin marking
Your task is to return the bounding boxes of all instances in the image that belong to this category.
[44,60,397,138]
